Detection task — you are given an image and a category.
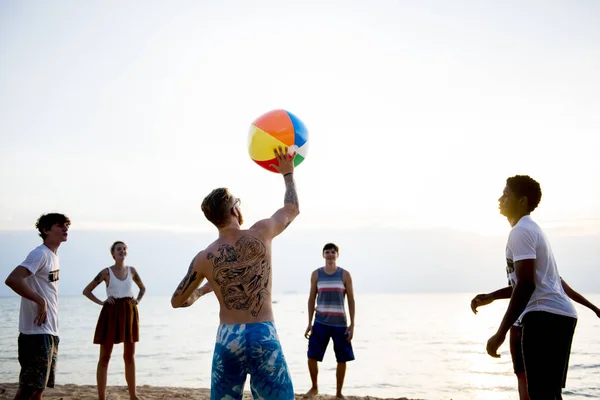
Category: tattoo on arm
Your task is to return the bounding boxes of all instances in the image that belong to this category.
[172,259,197,299]
[183,271,198,292]
[180,288,202,307]
[94,272,102,282]
[284,174,298,206]
[133,272,145,288]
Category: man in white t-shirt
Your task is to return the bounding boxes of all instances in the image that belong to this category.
[485,175,577,400]
[5,213,70,400]
[471,273,599,400]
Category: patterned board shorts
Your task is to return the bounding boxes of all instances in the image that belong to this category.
[211,321,294,400]
[18,334,59,390]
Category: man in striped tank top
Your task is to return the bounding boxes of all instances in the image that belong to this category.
[304,243,355,399]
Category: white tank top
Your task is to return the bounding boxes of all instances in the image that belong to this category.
[106,266,135,299]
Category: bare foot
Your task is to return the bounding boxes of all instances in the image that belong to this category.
[336,394,347,399]
[304,387,318,398]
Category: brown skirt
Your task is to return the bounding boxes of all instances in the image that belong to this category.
[93,297,139,345]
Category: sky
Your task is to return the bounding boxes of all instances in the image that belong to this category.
[1,1,600,294]
[1,0,599,236]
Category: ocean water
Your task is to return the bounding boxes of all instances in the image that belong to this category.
[1,293,599,400]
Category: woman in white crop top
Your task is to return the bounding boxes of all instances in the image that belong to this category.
[82,241,146,400]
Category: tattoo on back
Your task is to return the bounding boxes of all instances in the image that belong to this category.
[207,235,270,317]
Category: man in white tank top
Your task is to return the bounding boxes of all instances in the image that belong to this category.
[4,213,70,400]
[486,175,578,400]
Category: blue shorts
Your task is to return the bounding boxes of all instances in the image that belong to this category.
[307,321,355,363]
[211,321,294,400]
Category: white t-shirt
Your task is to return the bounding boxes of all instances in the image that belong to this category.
[18,244,60,336]
[505,215,577,321]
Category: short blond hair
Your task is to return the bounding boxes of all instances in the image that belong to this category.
[110,241,127,254]
[201,188,235,227]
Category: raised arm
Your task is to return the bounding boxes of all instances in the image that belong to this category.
[131,267,146,304]
[344,270,355,341]
[304,270,318,338]
[82,269,109,306]
[251,146,300,239]
[562,278,600,317]
[171,254,206,308]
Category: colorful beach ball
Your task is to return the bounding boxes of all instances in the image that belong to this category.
[248,109,309,173]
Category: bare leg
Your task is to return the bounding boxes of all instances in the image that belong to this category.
[13,387,31,400]
[304,358,319,398]
[516,372,530,400]
[336,362,347,399]
[14,387,40,400]
[97,343,114,400]
[124,342,139,400]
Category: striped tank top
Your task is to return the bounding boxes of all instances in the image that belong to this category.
[315,267,347,327]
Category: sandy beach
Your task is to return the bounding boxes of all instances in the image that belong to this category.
[0,383,420,400]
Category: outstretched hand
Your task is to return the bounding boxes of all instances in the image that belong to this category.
[470,293,494,314]
[269,146,296,176]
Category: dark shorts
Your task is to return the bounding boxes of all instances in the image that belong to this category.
[18,334,59,391]
[307,321,355,363]
[522,311,577,398]
[509,325,525,374]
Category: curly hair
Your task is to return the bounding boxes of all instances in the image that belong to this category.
[35,213,71,239]
[201,188,235,227]
[506,175,542,212]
